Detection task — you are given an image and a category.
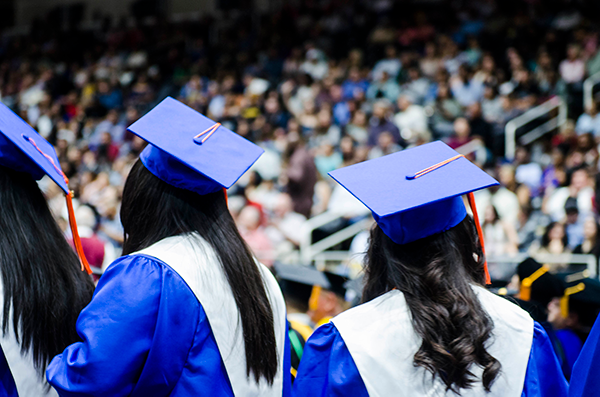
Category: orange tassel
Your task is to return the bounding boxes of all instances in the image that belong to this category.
[223,187,228,207]
[467,192,491,284]
[65,191,92,274]
[23,135,91,274]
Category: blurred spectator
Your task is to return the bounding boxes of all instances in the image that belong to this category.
[368,100,403,147]
[573,218,600,263]
[237,205,274,267]
[372,45,402,82]
[266,193,307,253]
[546,167,594,221]
[482,205,519,256]
[575,101,600,137]
[283,132,318,218]
[564,197,585,249]
[393,95,429,143]
[560,44,586,84]
[532,222,571,263]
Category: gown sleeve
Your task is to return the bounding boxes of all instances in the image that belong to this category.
[568,316,600,397]
[521,321,569,397]
[46,255,200,397]
[292,322,368,397]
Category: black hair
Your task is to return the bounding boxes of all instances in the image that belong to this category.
[363,216,501,394]
[120,160,278,384]
[0,166,95,377]
[541,221,568,248]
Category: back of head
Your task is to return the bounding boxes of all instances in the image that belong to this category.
[363,216,500,393]
[0,165,94,376]
[120,159,278,384]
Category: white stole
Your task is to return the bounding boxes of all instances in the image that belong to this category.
[0,284,58,397]
[135,234,286,396]
[331,286,534,397]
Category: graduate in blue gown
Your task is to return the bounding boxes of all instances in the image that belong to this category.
[46,97,291,396]
[0,103,94,397]
[569,315,600,396]
[294,141,568,397]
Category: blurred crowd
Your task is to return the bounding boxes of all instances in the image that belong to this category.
[3,0,600,275]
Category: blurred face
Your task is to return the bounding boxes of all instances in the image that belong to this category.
[274,194,293,218]
[547,297,567,329]
[584,218,597,240]
[373,103,387,118]
[571,169,589,191]
[498,165,515,186]
[397,96,410,111]
[549,224,565,241]
[453,118,470,138]
[378,132,393,149]
[238,206,261,231]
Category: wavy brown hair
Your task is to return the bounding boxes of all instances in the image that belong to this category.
[363,216,501,394]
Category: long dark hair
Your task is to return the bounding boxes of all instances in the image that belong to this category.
[0,166,95,376]
[363,216,501,394]
[121,160,278,384]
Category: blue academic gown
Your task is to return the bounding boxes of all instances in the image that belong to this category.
[0,346,17,397]
[569,316,600,397]
[46,255,292,397]
[293,321,568,397]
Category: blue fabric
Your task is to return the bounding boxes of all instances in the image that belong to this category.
[140,145,222,195]
[294,321,567,397]
[521,322,569,397]
[0,102,69,193]
[292,323,368,397]
[128,97,264,190]
[328,141,498,245]
[373,196,466,244]
[0,345,17,397]
[555,329,583,380]
[47,254,290,397]
[569,317,600,397]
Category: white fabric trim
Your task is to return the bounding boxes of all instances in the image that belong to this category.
[332,286,534,397]
[0,282,57,397]
[135,234,286,396]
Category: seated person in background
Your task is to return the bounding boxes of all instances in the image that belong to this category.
[265,193,307,255]
[274,263,319,382]
[569,314,600,397]
[548,276,600,377]
[308,270,352,329]
[506,258,571,378]
[237,205,274,267]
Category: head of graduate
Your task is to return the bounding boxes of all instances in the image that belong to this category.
[122,97,278,384]
[0,103,95,377]
[329,141,501,394]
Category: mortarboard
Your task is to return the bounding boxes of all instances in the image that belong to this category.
[274,263,330,312]
[127,97,264,195]
[329,141,498,283]
[559,276,600,323]
[517,258,564,305]
[0,102,91,273]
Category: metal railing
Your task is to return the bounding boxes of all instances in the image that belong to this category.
[505,96,567,160]
[584,71,600,111]
[306,251,598,279]
[299,217,372,263]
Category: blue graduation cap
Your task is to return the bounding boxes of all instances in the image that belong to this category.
[0,102,91,274]
[329,141,498,282]
[0,103,69,194]
[127,97,264,195]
